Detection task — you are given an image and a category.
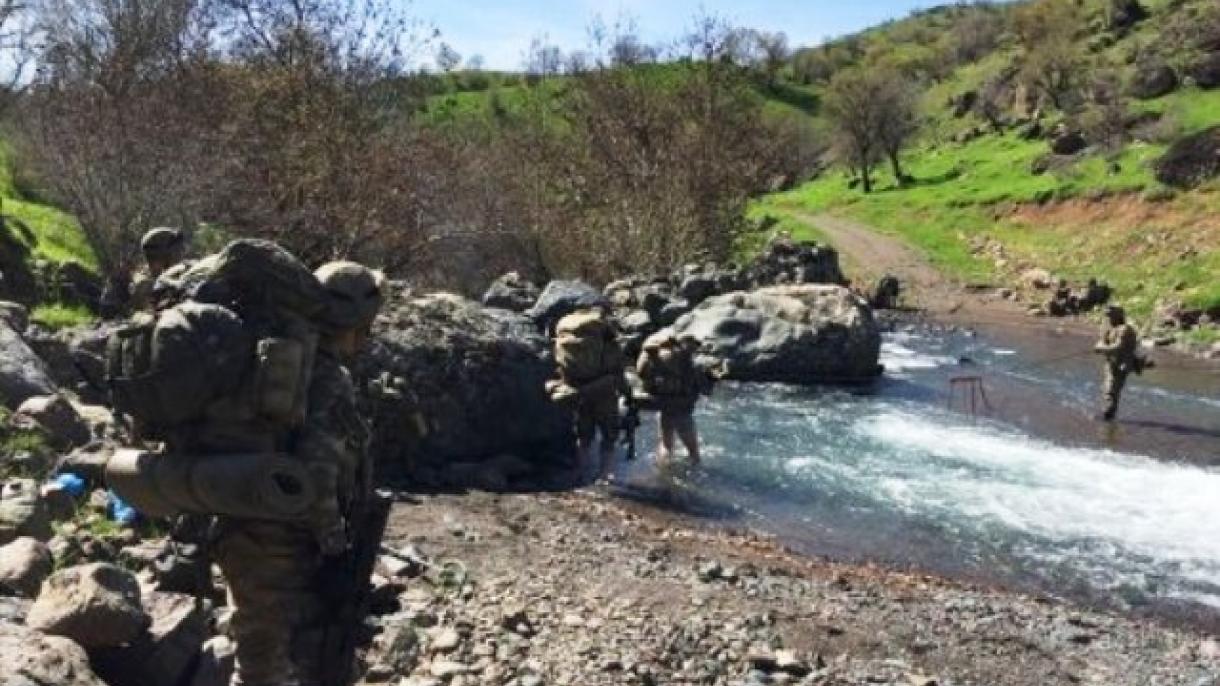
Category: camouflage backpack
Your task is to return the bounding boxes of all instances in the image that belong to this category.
[106,240,327,437]
[554,310,620,385]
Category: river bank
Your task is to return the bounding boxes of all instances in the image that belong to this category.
[365,489,1220,686]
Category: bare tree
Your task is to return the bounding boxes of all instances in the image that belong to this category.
[1014,0,1088,112]
[874,71,920,183]
[16,0,221,280]
[950,5,1004,64]
[0,0,34,109]
[436,42,461,72]
[754,30,789,86]
[824,68,893,193]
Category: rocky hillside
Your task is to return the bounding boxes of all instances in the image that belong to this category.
[758,0,1220,354]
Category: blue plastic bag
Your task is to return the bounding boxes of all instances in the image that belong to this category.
[107,491,140,526]
[52,472,88,498]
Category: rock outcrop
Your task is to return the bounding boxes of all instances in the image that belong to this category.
[526,280,609,335]
[671,285,882,385]
[481,272,541,313]
[1129,62,1178,100]
[0,479,52,545]
[11,395,91,450]
[0,622,107,686]
[1155,126,1220,188]
[0,320,56,409]
[26,563,149,649]
[357,288,572,485]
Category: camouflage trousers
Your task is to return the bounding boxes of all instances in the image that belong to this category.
[1101,363,1129,420]
[215,520,324,686]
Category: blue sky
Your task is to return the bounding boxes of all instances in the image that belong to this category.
[407,0,952,71]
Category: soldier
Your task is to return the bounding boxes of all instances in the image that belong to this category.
[547,309,632,480]
[67,244,385,686]
[1046,278,1076,317]
[129,227,187,311]
[214,260,383,686]
[636,331,714,465]
[1094,304,1139,421]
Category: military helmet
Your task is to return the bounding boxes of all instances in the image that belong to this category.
[315,260,384,330]
[141,227,184,260]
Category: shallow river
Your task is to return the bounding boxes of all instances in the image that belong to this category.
[615,322,1220,629]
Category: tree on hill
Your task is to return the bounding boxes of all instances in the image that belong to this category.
[1014,0,1089,112]
[437,43,462,72]
[823,67,919,193]
[753,30,790,86]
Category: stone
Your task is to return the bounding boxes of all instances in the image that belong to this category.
[671,285,882,384]
[1188,52,1220,90]
[429,660,470,678]
[501,605,535,636]
[40,483,77,523]
[355,288,572,481]
[1129,62,1178,100]
[189,636,237,686]
[1050,129,1087,155]
[526,280,609,334]
[0,622,107,686]
[1155,126,1220,189]
[0,301,29,333]
[26,563,149,648]
[1020,269,1055,290]
[92,591,207,686]
[482,272,541,313]
[12,395,91,450]
[0,536,53,597]
[774,650,811,676]
[430,627,461,652]
[0,319,56,409]
[0,479,52,544]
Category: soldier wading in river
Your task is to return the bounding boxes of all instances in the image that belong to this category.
[636,330,716,465]
[1093,304,1148,421]
[66,240,388,686]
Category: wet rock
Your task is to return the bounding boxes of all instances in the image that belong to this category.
[1155,126,1220,188]
[26,563,149,648]
[357,288,572,481]
[0,622,107,686]
[0,479,52,544]
[0,320,56,409]
[12,395,90,450]
[526,280,609,335]
[482,272,542,313]
[93,591,207,686]
[0,536,53,597]
[673,285,882,384]
[189,636,236,686]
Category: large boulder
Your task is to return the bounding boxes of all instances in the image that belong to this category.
[11,395,91,450]
[356,289,572,482]
[0,622,107,686]
[0,320,56,409]
[1155,126,1220,188]
[481,272,542,313]
[526,280,609,334]
[26,563,149,649]
[1129,62,1178,100]
[1050,128,1087,155]
[92,591,208,686]
[0,479,52,545]
[0,301,29,332]
[0,537,53,597]
[671,285,882,385]
[1106,0,1147,31]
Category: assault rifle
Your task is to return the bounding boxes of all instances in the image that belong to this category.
[319,487,393,686]
[620,404,641,462]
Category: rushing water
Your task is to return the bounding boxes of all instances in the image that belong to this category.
[615,324,1220,627]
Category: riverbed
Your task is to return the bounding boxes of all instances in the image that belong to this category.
[614,320,1220,630]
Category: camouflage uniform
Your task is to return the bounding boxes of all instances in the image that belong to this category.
[1095,310,1139,421]
[552,311,630,476]
[216,350,369,686]
[636,333,712,463]
[130,227,187,312]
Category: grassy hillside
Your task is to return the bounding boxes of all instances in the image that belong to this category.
[0,142,98,328]
[755,0,1220,345]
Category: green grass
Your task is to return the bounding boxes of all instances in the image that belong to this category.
[31,302,95,329]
